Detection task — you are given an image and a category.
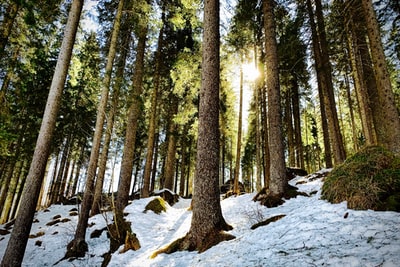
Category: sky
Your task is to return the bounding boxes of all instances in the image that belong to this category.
[1,169,399,266]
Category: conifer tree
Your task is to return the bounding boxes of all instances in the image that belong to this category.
[263,0,287,196]
[153,0,234,255]
[66,0,125,258]
[361,0,400,155]
[1,0,84,265]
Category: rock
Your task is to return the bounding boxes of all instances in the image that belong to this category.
[144,197,167,214]
[286,167,308,180]
[220,179,245,194]
[151,189,179,206]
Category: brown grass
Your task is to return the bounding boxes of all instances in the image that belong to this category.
[321,146,400,211]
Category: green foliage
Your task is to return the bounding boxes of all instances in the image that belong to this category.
[322,146,400,211]
[227,0,261,50]
[55,31,101,150]
[0,125,16,158]
[170,50,200,137]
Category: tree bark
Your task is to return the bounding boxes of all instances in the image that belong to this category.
[91,18,132,216]
[116,10,148,212]
[306,0,333,168]
[344,0,378,146]
[164,98,179,191]
[314,0,346,164]
[260,73,270,188]
[234,58,243,194]
[263,0,286,195]
[172,0,234,252]
[142,20,164,197]
[1,1,83,265]
[0,1,19,58]
[286,90,295,167]
[67,0,124,257]
[361,0,400,155]
[255,82,262,191]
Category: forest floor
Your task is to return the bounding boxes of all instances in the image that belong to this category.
[1,169,399,266]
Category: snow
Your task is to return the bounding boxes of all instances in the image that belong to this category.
[1,169,400,267]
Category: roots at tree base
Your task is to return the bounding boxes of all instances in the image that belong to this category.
[102,213,141,267]
[151,222,235,258]
[63,213,140,267]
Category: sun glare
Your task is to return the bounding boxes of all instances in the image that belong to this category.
[242,63,260,81]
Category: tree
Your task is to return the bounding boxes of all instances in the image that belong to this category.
[306,0,333,167]
[345,0,378,146]
[277,8,308,170]
[163,96,179,191]
[186,0,235,247]
[1,0,83,265]
[66,0,125,258]
[361,0,400,155]
[141,11,165,197]
[233,57,244,194]
[90,25,131,216]
[153,0,234,255]
[305,0,346,165]
[263,0,287,196]
[0,1,19,59]
[115,0,149,214]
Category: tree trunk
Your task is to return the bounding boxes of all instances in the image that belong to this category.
[261,78,270,188]
[65,159,76,198]
[286,90,295,167]
[166,0,234,253]
[70,141,86,198]
[179,133,188,196]
[0,1,19,58]
[142,20,164,197]
[291,77,304,169]
[116,13,148,213]
[66,0,123,258]
[306,0,333,168]
[343,62,359,151]
[346,0,377,145]
[234,58,243,194]
[361,0,400,155]
[0,124,24,213]
[1,1,83,265]
[91,19,132,216]
[0,160,21,224]
[314,0,346,164]
[164,98,179,191]
[255,82,262,191]
[150,133,159,193]
[263,0,286,195]
[9,160,27,221]
[51,138,70,204]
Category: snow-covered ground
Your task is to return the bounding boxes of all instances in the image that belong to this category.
[1,169,399,266]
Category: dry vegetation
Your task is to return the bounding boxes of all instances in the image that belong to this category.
[321,146,400,211]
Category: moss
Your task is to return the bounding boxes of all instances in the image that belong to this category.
[144,197,167,214]
[321,146,400,211]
